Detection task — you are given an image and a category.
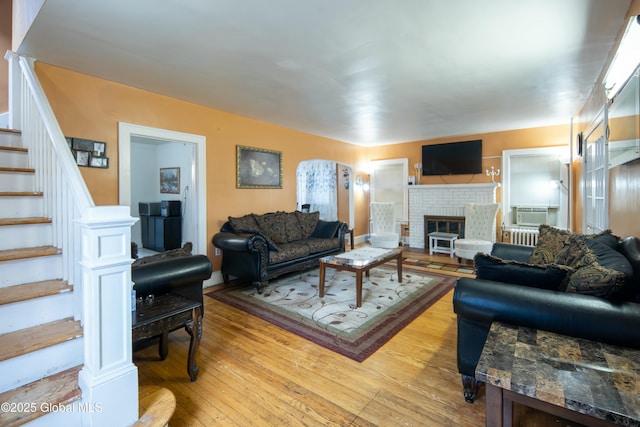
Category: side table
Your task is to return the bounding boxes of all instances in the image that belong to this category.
[132,293,202,381]
[476,322,640,426]
[428,231,458,257]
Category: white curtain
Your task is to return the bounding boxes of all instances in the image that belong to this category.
[296,160,337,220]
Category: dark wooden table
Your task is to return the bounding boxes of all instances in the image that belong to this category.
[132,293,202,381]
[319,247,403,308]
[476,322,640,427]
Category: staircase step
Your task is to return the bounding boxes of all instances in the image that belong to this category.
[0,191,42,196]
[0,246,60,263]
[0,222,53,251]
[0,318,82,362]
[0,280,71,306]
[0,217,51,226]
[0,365,82,427]
[0,193,44,218]
[0,129,23,148]
[0,167,35,173]
[0,146,28,168]
[0,169,36,192]
[0,255,62,288]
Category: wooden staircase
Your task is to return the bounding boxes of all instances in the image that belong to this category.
[0,129,84,426]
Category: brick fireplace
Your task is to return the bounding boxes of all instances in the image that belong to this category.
[408,183,498,249]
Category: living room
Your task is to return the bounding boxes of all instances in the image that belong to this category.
[1,0,640,425]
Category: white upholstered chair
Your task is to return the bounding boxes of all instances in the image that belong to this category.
[454,203,500,262]
[370,202,400,249]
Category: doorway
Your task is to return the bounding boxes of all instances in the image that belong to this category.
[118,123,207,255]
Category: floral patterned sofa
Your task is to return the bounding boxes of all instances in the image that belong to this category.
[212,211,348,292]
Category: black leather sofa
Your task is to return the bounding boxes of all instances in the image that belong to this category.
[132,254,213,314]
[212,211,348,293]
[453,234,640,403]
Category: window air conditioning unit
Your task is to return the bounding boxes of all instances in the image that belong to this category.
[516,207,549,226]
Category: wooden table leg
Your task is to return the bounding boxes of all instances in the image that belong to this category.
[184,306,202,381]
[355,270,363,307]
[159,321,169,360]
[396,253,403,283]
[319,262,326,297]
[485,383,504,427]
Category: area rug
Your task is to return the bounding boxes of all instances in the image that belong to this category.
[207,264,455,362]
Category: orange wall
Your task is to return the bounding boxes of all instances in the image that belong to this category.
[35,62,364,269]
[365,125,570,230]
[37,61,577,272]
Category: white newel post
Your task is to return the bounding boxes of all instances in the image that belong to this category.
[4,51,22,130]
[77,206,139,427]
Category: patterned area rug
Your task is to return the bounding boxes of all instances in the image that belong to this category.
[207,264,456,362]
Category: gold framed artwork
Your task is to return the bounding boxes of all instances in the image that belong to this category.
[160,167,180,194]
[236,145,283,189]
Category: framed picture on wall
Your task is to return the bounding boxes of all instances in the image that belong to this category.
[160,167,180,194]
[236,145,283,189]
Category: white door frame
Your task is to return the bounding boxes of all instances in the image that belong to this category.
[118,122,207,255]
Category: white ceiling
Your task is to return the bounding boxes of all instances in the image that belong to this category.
[17,0,631,146]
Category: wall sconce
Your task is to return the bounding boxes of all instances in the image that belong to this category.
[356,175,369,192]
[486,166,500,183]
[414,163,422,185]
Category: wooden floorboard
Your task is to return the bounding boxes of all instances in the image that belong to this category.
[133,248,585,427]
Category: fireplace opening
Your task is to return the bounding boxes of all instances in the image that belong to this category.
[424,215,465,252]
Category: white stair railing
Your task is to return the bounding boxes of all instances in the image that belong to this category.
[11,53,94,292]
[6,51,139,426]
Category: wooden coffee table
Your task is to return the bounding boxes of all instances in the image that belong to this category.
[319,247,403,308]
[132,293,202,381]
[476,322,640,426]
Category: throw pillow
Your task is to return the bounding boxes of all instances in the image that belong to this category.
[228,214,261,233]
[295,211,320,239]
[565,263,625,298]
[228,213,280,252]
[586,229,620,250]
[283,211,303,242]
[475,253,573,291]
[554,234,598,270]
[584,238,634,299]
[311,220,341,239]
[528,225,573,265]
[254,212,288,244]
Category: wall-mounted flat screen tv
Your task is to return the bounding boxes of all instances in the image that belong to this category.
[422,140,483,175]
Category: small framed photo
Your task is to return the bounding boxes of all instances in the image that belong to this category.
[93,141,106,156]
[236,145,283,189]
[408,175,416,185]
[75,150,89,167]
[72,138,95,152]
[89,155,109,168]
[160,167,180,194]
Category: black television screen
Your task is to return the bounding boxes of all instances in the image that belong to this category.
[421,140,482,175]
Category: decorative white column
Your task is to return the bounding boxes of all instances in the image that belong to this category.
[4,51,22,130]
[77,206,139,427]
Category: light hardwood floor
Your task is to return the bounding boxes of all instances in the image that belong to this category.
[134,248,583,426]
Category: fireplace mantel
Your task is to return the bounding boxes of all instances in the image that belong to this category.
[408,183,498,249]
